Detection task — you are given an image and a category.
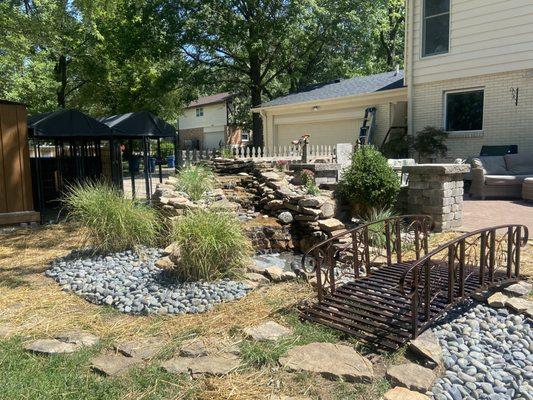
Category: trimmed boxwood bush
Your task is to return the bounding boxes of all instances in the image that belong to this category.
[170,209,252,281]
[64,181,161,253]
[337,146,400,214]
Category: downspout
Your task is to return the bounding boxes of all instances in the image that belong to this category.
[407,0,415,138]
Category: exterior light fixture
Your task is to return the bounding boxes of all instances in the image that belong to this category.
[312,105,319,111]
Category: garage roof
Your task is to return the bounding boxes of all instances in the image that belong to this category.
[259,70,404,108]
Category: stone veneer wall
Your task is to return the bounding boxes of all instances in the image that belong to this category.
[403,164,470,232]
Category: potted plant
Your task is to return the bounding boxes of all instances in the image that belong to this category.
[411,126,448,163]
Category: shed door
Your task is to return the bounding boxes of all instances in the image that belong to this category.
[275,120,360,147]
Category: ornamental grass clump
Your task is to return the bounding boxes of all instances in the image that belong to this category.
[174,165,215,201]
[63,181,160,254]
[171,209,252,282]
[361,207,397,249]
[337,146,400,215]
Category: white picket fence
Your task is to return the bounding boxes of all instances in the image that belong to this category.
[177,144,336,167]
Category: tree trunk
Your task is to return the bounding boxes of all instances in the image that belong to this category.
[56,55,67,108]
[249,53,264,147]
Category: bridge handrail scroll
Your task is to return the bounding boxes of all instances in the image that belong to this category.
[302,215,433,303]
[399,224,529,338]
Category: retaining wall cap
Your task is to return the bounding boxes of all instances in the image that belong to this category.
[289,163,343,171]
[402,164,470,175]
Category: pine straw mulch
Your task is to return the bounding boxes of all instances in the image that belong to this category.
[0,223,531,399]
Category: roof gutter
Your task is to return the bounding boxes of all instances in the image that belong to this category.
[251,87,407,113]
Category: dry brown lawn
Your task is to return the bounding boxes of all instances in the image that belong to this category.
[0,223,531,399]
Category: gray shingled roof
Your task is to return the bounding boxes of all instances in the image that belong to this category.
[259,70,405,108]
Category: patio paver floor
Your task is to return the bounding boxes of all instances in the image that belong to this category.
[461,199,533,234]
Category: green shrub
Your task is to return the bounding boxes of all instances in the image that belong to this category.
[412,126,448,161]
[300,169,320,195]
[337,146,400,214]
[63,181,161,253]
[219,146,234,158]
[159,141,175,159]
[170,209,252,281]
[174,165,215,201]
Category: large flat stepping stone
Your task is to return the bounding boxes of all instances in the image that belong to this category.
[91,354,143,376]
[384,387,430,400]
[244,321,292,341]
[116,337,165,360]
[55,331,99,347]
[179,339,208,357]
[279,342,374,383]
[24,339,79,355]
[386,363,436,392]
[161,354,240,377]
[504,281,532,297]
[487,292,509,308]
[409,330,442,368]
[179,338,240,357]
[506,297,533,317]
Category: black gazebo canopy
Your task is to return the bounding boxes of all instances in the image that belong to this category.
[28,108,112,138]
[99,110,176,138]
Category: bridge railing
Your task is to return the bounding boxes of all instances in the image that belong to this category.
[302,215,433,303]
[399,224,529,338]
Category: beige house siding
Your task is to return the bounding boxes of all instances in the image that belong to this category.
[408,0,533,85]
[179,102,227,130]
[258,88,407,149]
[412,69,533,160]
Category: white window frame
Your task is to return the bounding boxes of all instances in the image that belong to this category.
[421,0,451,58]
[443,88,485,134]
[241,132,249,141]
[195,107,204,117]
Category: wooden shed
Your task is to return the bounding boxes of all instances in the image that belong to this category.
[0,100,40,225]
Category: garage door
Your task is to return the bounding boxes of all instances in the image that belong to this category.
[203,131,225,149]
[275,120,360,147]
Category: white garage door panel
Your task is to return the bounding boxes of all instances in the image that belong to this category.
[204,131,225,149]
[275,120,360,146]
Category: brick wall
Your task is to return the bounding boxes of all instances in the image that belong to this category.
[412,69,533,160]
[178,127,204,149]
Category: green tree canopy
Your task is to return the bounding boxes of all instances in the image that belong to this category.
[1,0,405,131]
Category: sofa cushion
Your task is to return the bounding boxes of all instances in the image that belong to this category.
[472,156,507,175]
[485,175,531,186]
[504,153,533,175]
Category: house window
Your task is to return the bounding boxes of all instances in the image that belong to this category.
[445,89,484,132]
[423,0,450,57]
[195,107,204,117]
[241,132,249,141]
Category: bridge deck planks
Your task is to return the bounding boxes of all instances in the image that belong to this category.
[300,262,514,351]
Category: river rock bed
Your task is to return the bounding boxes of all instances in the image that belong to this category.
[45,248,251,315]
[430,300,532,400]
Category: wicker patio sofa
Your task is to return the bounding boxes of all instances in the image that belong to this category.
[470,153,533,199]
